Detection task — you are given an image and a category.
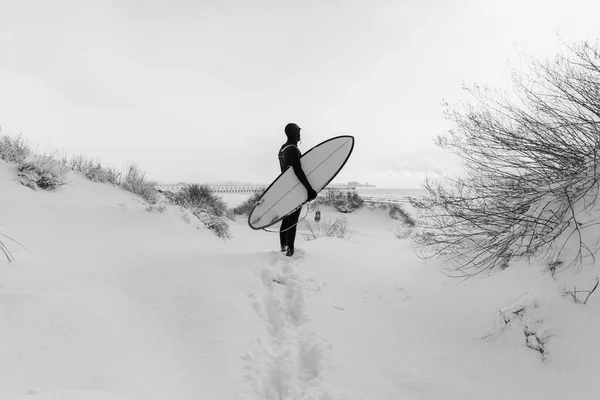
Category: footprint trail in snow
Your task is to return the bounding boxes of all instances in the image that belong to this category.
[244,250,340,400]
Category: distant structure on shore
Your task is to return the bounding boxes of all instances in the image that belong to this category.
[347,181,376,188]
[155,181,361,194]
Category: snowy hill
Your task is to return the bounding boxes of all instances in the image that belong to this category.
[1,159,600,400]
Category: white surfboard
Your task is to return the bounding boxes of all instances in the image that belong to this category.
[248,135,354,230]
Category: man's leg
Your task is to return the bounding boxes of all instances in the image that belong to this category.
[280,216,289,251]
[285,207,303,256]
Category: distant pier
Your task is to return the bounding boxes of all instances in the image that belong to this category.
[155,183,356,194]
[155,184,265,194]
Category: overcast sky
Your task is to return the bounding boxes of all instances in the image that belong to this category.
[1,0,599,187]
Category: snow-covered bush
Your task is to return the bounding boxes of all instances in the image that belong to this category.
[412,41,600,277]
[171,184,232,239]
[194,210,232,239]
[59,153,124,186]
[483,294,552,360]
[0,133,31,164]
[389,204,415,226]
[174,184,228,217]
[17,154,69,190]
[374,202,417,227]
[84,164,109,183]
[231,190,265,215]
[104,167,123,186]
[146,202,166,213]
[316,189,364,213]
[60,154,110,183]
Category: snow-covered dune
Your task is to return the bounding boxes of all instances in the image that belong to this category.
[2,160,600,400]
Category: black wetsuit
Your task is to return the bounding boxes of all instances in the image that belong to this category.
[278,143,309,252]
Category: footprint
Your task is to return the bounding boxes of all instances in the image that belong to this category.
[260,270,274,287]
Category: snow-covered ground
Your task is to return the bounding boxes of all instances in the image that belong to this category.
[1,160,599,400]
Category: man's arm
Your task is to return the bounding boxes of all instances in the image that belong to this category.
[288,147,317,200]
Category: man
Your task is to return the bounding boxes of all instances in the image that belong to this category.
[279,123,318,257]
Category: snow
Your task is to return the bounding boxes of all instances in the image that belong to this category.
[2,159,600,399]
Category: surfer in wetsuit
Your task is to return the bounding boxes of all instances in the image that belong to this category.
[279,123,318,257]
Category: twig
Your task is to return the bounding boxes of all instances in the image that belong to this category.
[561,276,599,304]
[0,232,32,254]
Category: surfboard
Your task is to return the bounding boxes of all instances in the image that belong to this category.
[248,135,355,230]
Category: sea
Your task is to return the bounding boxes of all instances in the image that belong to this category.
[221,187,426,208]
[355,187,426,204]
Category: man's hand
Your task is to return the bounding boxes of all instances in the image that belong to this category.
[307,187,318,201]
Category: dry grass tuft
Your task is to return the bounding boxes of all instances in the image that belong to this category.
[304,217,351,241]
[120,164,157,204]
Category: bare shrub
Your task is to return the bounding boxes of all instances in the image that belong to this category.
[120,164,157,203]
[412,41,600,277]
[0,133,31,163]
[303,217,350,241]
[17,154,69,190]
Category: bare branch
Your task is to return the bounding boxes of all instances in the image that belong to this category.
[412,41,600,277]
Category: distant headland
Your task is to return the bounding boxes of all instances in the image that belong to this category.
[345,181,376,188]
